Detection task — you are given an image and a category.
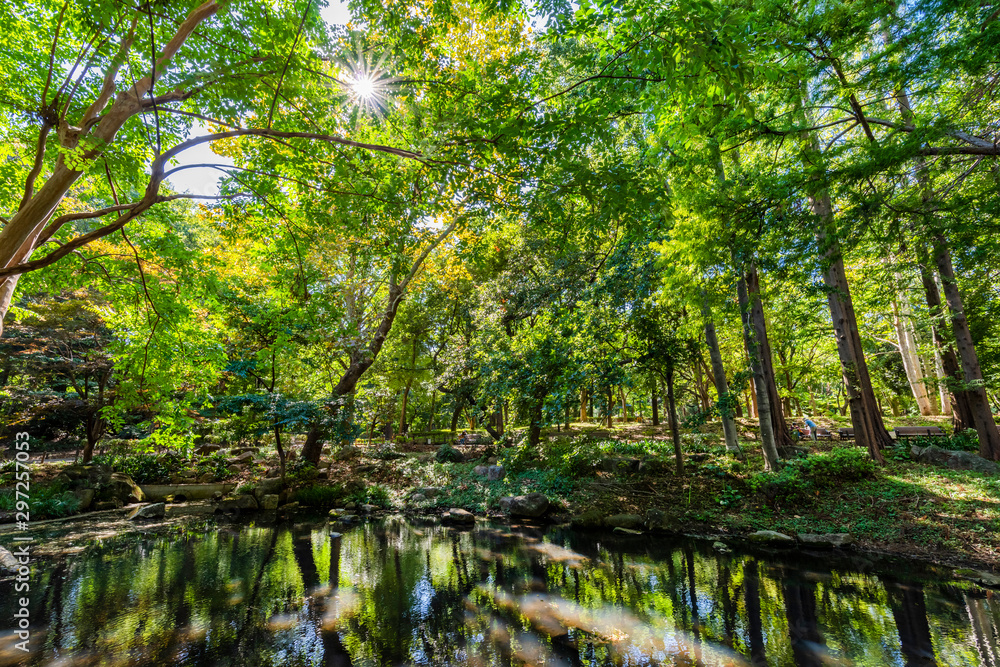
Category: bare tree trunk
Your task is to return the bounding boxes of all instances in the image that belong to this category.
[892,288,936,415]
[932,344,952,416]
[666,367,684,475]
[650,370,660,426]
[702,303,741,456]
[932,236,1000,460]
[737,275,781,470]
[579,387,589,422]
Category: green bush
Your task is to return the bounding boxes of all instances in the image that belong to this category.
[353,484,391,507]
[0,484,80,520]
[293,484,344,507]
[436,444,464,463]
[908,428,979,452]
[92,452,177,484]
[749,448,877,507]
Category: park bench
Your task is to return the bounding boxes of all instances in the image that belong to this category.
[893,426,946,439]
[838,428,854,441]
[796,426,833,441]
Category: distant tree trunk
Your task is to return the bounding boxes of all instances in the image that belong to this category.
[606,387,614,428]
[932,235,1000,460]
[274,425,286,480]
[702,304,741,457]
[82,412,104,463]
[744,266,795,450]
[650,370,660,426]
[587,387,594,420]
[782,576,827,667]
[666,366,683,475]
[737,276,781,470]
[932,344,952,416]
[892,288,936,415]
[579,387,589,422]
[398,379,413,436]
[450,398,463,433]
[528,390,544,447]
[428,389,436,431]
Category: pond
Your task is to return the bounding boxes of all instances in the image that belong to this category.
[1,515,997,666]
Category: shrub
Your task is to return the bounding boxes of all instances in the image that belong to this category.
[293,484,345,508]
[436,444,464,463]
[92,452,177,484]
[908,428,979,452]
[749,448,877,508]
[0,483,80,520]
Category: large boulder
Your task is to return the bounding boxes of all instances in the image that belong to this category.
[748,530,796,546]
[73,488,95,511]
[504,493,550,518]
[128,503,166,520]
[100,473,145,504]
[195,444,221,456]
[443,508,476,525]
[254,477,285,499]
[912,446,999,474]
[218,495,259,512]
[487,465,505,482]
[645,508,669,531]
[260,494,280,510]
[570,509,605,529]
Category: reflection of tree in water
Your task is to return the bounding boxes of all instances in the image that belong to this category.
[5,517,1000,666]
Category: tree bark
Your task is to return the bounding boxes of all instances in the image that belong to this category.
[812,205,890,463]
[744,267,795,450]
[737,276,781,470]
[666,366,684,475]
[892,285,936,415]
[702,303,741,456]
[579,387,589,422]
[932,235,1000,459]
[650,370,660,426]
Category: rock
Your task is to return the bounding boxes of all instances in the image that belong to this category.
[0,546,19,573]
[645,508,669,531]
[360,504,379,513]
[444,508,476,525]
[474,465,490,477]
[228,451,254,464]
[354,465,377,474]
[260,494,280,510]
[102,473,145,504]
[487,465,505,481]
[606,513,645,530]
[73,488,95,511]
[613,527,643,535]
[198,473,215,484]
[687,453,710,463]
[334,514,359,524]
[499,496,513,513]
[507,493,550,518]
[912,446,999,474]
[410,494,427,503]
[335,445,362,461]
[128,503,166,520]
[570,509,605,529]
[278,502,300,513]
[195,444,221,455]
[748,530,796,546]
[226,465,243,475]
[713,541,731,553]
[213,491,223,500]
[955,569,1000,588]
[219,495,258,512]
[414,487,442,498]
[798,533,855,548]
[254,477,285,499]
[344,502,357,511]
[94,500,121,511]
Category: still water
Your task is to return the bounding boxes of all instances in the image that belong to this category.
[1,515,998,666]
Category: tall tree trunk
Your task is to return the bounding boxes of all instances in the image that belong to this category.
[528,391,544,448]
[885,580,936,667]
[744,560,767,667]
[782,575,827,667]
[398,380,413,436]
[892,291,936,416]
[428,389,436,431]
[650,370,660,426]
[702,303,741,456]
[932,235,1000,459]
[813,209,890,463]
[737,276,781,470]
[916,244,973,429]
[744,267,795,450]
[579,387,589,422]
[666,366,684,475]
[932,344,953,416]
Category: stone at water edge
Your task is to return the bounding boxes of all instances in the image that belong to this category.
[798,533,855,548]
[605,514,645,530]
[570,509,605,529]
[218,495,258,512]
[128,503,166,520]
[103,472,145,504]
[260,494,280,511]
[278,502,300,513]
[253,477,285,499]
[444,508,476,524]
[360,504,379,513]
[0,546,19,573]
[645,508,669,531]
[747,530,796,546]
[73,488,95,511]
[713,541,731,553]
[507,493,550,518]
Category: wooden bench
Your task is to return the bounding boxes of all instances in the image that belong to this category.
[796,426,834,441]
[893,426,946,439]
[838,428,855,441]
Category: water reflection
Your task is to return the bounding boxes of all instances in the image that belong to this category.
[1,516,998,666]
